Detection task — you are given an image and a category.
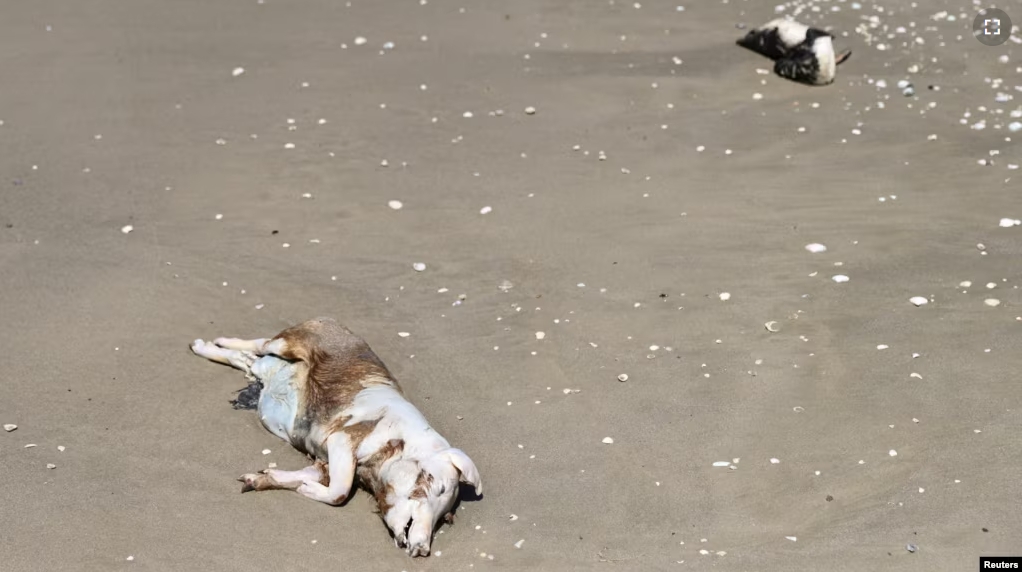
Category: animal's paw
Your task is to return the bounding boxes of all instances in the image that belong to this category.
[190,339,208,354]
[238,473,266,493]
[407,541,430,558]
[394,533,408,549]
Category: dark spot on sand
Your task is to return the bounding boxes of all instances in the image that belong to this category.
[231,381,262,410]
[826,495,834,501]
[982,527,989,532]
[271,230,279,235]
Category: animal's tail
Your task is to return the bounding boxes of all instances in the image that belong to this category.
[836,49,852,65]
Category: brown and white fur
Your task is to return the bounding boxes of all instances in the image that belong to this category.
[190,317,482,557]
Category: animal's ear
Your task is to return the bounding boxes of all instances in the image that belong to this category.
[445,448,482,494]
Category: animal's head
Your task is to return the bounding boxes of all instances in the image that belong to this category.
[376,448,482,557]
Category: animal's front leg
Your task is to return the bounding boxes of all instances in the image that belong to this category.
[213,337,271,354]
[296,433,355,506]
[191,339,257,374]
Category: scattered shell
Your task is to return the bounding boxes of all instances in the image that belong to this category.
[498,280,514,292]
[764,321,780,332]
[906,544,918,553]
[514,539,525,549]
[712,461,731,467]
[998,218,1021,227]
[121,225,133,234]
[877,344,889,350]
[617,374,629,382]
[535,331,546,340]
[509,514,518,521]
[398,332,411,338]
[909,296,929,306]
[889,449,898,456]
[785,536,797,542]
[412,262,427,272]
[232,67,245,77]
[57,446,65,452]
[832,275,849,283]
[602,437,614,444]
[46,463,56,469]
[805,243,827,253]
[770,458,780,464]
[984,299,1001,307]
[24,444,36,448]
[262,449,271,455]
[719,292,731,301]
[388,200,403,210]
[524,106,537,115]
[3,424,16,432]
[480,206,493,215]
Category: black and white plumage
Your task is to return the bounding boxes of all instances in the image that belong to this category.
[736,18,851,85]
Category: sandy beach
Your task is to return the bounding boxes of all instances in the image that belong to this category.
[2,0,1021,570]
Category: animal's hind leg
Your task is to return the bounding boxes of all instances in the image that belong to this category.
[238,461,328,492]
[213,337,270,354]
[190,339,257,374]
[295,433,356,506]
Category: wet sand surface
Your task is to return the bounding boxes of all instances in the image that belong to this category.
[2,0,1021,570]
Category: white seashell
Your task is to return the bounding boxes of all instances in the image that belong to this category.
[832,275,849,283]
[764,321,780,332]
[524,106,537,115]
[889,449,898,456]
[514,539,525,549]
[617,374,629,382]
[262,449,271,455]
[719,292,731,301]
[910,373,922,379]
[602,437,614,444]
[232,67,245,77]
[398,332,410,338]
[509,514,518,521]
[535,331,546,340]
[805,243,827,253]
[412,262,426,272]
[770,458,780,464]
[57,446,65,452]
[984,298,1001,307]
[3,424,16,432]
[46,463,56,469]
[877,344,889,350]
[712,461,730,467]
[785,536,797,542]
[480,206,493,214]
[388,200,403,210]
[121,225,133,234]
[999,218,1020,227]
[909,296,928,306]
[960,281,972,288]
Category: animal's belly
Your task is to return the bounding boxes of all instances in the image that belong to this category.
[251,356,301,442]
